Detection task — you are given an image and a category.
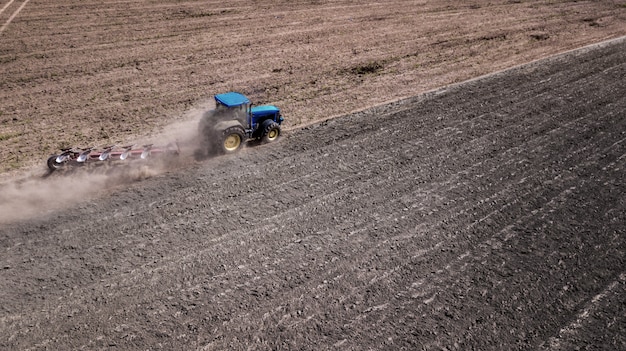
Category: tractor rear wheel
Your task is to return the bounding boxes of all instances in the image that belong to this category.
[221,126,245,153]
[261,120,281,143]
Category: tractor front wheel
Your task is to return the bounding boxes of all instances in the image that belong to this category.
[221,126,245,153]
[261,120,281,143]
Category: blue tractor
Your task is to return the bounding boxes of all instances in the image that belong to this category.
[198,92,284,154]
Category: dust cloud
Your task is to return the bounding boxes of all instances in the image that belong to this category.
[0,100,215,225]
[0,170,109,224]
[148,99,215,151]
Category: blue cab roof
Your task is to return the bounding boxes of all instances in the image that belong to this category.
[215,92,250,107]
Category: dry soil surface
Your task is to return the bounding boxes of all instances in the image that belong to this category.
[1,0,626,174]
[0,34,624,350]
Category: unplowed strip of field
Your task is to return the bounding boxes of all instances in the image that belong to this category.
[1,38,625,350]
[1,0,625,174]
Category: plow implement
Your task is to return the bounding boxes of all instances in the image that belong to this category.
[46,143,179,172]
[44,92,283,172]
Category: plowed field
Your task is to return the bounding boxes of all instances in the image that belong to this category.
[1,34,624,350]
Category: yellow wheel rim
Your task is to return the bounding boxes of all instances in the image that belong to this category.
[224,134,241,151]
[267,129,278,141]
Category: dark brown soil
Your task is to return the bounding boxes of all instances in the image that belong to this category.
[0,37,624,350]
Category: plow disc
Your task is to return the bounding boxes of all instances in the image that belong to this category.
[46,143,179,172]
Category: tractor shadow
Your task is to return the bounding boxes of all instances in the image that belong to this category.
[192,137,268,161]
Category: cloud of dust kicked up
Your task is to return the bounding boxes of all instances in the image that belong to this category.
[0,100,215,225]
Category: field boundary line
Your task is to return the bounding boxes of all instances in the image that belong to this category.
[0,0,30,34]
[0,0,17,16]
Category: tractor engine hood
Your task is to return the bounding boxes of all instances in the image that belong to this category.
[251,105,280,117]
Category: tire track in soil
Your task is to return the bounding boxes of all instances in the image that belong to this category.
[0,0,30,34]
[0,1,17,16]
[1,38,625,350]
